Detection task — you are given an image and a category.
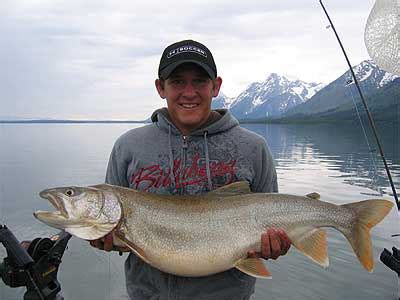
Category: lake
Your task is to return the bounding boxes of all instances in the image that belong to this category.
[0,122,399,300]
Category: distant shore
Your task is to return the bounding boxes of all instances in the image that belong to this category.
[0,120,149,124]
[1,116,397,125]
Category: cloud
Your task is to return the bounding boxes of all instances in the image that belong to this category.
[0,0,376,120]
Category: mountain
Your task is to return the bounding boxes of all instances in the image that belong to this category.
[215,73,324,119]
[212,60,398,122]
[283,60,399,121]
[211,92,235,110]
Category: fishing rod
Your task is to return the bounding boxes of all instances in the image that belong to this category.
[319,1,400,291]
[319,0,399,211]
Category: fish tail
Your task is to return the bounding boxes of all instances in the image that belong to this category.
[340,199,393,272]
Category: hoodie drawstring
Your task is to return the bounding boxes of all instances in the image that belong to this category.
[168,126,213,193]
[168,125,176,192]
[203,131,213,191]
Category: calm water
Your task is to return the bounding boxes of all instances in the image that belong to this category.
[0,122,399,300]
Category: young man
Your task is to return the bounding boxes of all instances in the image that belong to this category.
[91,40,291,300]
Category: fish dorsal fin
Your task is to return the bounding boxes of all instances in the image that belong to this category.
[235,258,271,279]
[306,192,321,200]
[209,181,252,196]
[90,184,114,191]
[289,227,329,267]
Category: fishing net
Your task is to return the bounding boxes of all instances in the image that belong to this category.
[364,0,400,76]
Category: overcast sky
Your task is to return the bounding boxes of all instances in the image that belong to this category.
[1,0,376,120]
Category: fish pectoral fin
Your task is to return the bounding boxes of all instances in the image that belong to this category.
[114,231,152,264]
[306,192,321,200]
[235,258,271,279]
[66,222,117,241]
[209,181,252,196]
[290,227,329,267]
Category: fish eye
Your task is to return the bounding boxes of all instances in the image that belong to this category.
[65,189,74,197]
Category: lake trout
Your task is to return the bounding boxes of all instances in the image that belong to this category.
[33,181,393,278]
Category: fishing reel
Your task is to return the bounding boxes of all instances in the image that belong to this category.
[380,244,400,276]
[0,225,71,300]
[380,241,400,300]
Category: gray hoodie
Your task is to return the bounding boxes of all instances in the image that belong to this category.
[106,108,278,300]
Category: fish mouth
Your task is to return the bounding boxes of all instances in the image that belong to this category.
[38,189,69,218]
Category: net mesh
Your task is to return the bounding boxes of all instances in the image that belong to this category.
[364,0,400,76]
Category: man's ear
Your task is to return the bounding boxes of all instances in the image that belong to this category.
[212,77,223,97]
[155,79,166,99]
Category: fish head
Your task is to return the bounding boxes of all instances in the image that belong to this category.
[34,185,122,241]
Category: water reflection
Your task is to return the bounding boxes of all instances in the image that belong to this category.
[243,122,399,198]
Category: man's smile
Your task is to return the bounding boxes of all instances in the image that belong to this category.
[180,103,199,109]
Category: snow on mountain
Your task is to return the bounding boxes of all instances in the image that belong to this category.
[380,72,399,86]
[285,59,400,118]
[355,61,374,82]
[211,92,235,110]
[228,73,324,119]
[348,60,399,88]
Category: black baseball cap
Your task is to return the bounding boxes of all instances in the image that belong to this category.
[158,40,217,79]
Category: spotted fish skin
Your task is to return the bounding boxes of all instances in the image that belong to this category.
[34,182,393,278]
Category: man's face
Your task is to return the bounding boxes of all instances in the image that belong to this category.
[155,64,222,135]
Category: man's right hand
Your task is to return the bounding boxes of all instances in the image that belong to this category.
[89,232,130,252]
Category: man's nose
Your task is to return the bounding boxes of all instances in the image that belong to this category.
[182,82,196,98]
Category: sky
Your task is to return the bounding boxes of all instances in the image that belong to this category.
[0,0,377,120]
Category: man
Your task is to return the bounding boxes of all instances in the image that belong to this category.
[91,39,291,300]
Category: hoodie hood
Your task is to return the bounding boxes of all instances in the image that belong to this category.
[150,108,239,136]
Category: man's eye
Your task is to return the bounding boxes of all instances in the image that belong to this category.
[193,78,208,85]
[171,79,184,85]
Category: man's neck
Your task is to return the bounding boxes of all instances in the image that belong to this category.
[167,110,222,135]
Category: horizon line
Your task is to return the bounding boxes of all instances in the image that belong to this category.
[0,119,149,124]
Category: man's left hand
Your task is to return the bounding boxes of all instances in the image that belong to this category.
[247,228,291,260]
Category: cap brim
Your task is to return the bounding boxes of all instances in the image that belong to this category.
[159,59,216,79]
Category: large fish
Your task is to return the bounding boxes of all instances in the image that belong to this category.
[33,182,393,278]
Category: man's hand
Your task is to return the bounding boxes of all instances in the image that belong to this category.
[89,232,130,252]
[248,228,291,260]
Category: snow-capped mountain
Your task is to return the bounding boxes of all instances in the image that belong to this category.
[348,60,398,88]
[212,60,398,121]
[211,92,235,110]
[217,73,324,119]
[285,59,399,118]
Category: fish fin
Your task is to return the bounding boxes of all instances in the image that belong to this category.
[90,184,114,191]
[306,192,320,200]
[66,222,117,240]
[114,231,152,264]
[235,258,272,278]
[209,181,252,196]
[340,199,393,272]
[290,227,329,267]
